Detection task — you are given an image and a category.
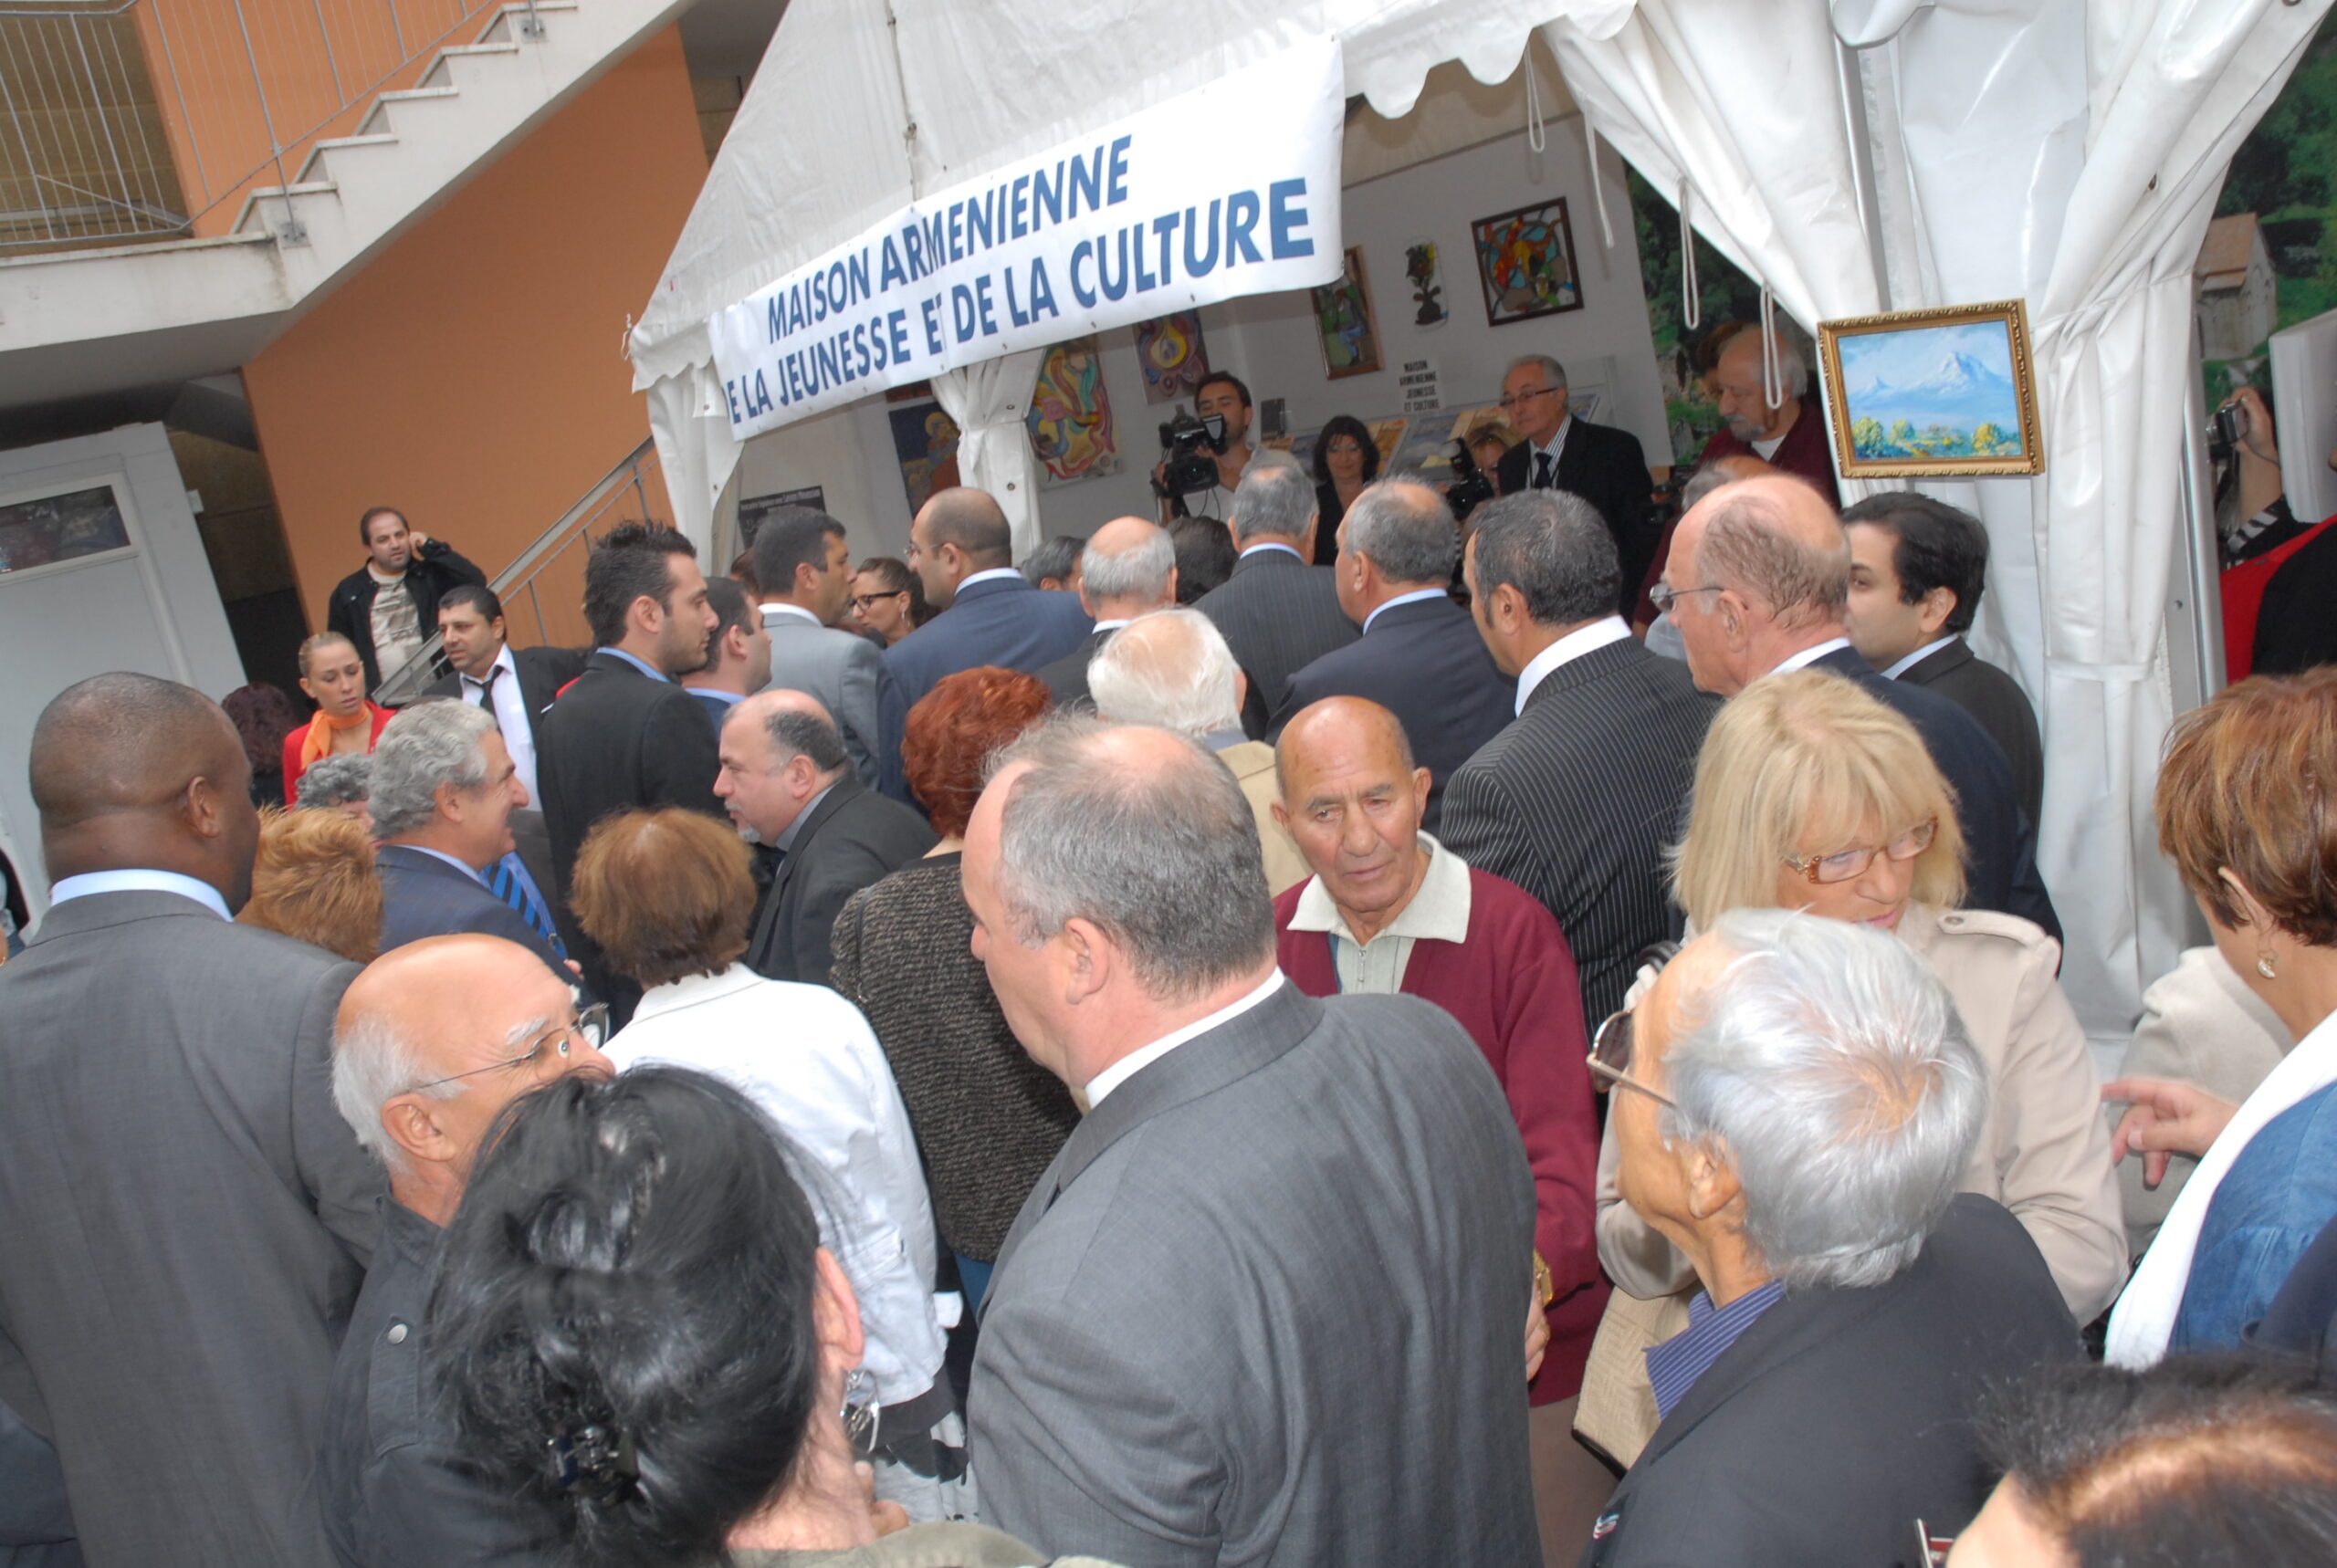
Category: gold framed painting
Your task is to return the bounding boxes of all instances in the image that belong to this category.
[1816,299,2043,478]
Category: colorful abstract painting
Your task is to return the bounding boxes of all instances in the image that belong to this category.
[1312,247,1383,379]
[1027,336,1118,486]
[1472,200,1584,327]
[887,402,961,514]
[1134,311,1210,404]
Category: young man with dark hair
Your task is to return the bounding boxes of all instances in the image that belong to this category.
[681,577,773,727]
[327,507,487,693]
[1842,492,2044,826]
[423,583,586,806]
[1155,369,1261,524]
[751,507,884,788]
[534,522,722,1021]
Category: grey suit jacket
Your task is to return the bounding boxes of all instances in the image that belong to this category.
[763,608,884,789]
[970,981,1541,1568]
[1194,547,1359,737]
[0,890,381,1568]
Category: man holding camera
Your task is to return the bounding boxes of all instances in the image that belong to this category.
[1493,355,1655,618]
[1155,371,1262,524]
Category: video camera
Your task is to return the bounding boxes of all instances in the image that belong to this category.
[1445,438,1497,524]
[1154,411,1228,499]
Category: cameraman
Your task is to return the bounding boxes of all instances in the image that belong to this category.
[1155,371,1261,524]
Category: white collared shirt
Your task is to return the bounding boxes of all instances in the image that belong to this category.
[48,869,230,921]
[1089,618,1133,636]
[760,601,823,627]
[1285,832,1472,994]
[1767,636,1852,677]
[1527,413,1575,483]
[607,964,949,1402]
[956,567,1024,592]
[1362,587,1450,634]
[1085,970,1285,1107]
[1514,615,1634,713]
[1240,541,1304,562]
[388,841,487,883]
[1884,634,1959,680]
[459,645,538,802]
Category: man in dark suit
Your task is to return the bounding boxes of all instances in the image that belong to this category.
[1588,911,2078,1565]
[368,701,571,983]
[0,673,383,1567]
[1842,493,2046,825]
[718,689,936,987]
[1274,478,1510,831]
[1441,490,1718,1023]
[679,578,772,728]
[1036,516,1177,708]
[878,487,1091,800]
[964,721,1542,1568]
[1663,475,2060,941]
[535,520,722,1019]
[1195,458,1359,737]
[423,582,587,807]
[328,506,488,693]
[1493,354,1656,613]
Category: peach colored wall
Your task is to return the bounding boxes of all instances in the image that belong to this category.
[246,23,700,643]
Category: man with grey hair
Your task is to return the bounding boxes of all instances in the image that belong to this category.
[321,934,612,1568]
[1588,909,2078,1566]
[1441,489,1717,1022]
[1662,474,2058,938]
[371,700,570,983]
[1275,477,1510,830]
[964,716,1542,1568]
[1493,351,1657,608]
[1693,327,1839,507]
[297,751,374,831]
[1086,607,1309,894]
[1195,455,1357,737]
[718,688,934,985]
[1035,516,1177,707]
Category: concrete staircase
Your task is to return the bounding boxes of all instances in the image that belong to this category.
[0,0,694,411]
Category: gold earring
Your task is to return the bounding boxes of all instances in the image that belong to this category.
[2258,952,2279,980]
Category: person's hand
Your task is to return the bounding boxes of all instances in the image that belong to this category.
[1524,1291,1551,1384]
[2230,386,2281,466]
[2103,1076,2240,1186]
[406,529,434,552]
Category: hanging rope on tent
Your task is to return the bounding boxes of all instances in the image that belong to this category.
[620,314,634,363]
[1679,182,1701,331]
[1586,117,1615,249]
[1758,284,1784,408]
[1525,48,1547,154]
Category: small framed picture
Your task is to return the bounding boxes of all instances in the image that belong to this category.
[1311,246,1383,380]
[1471,200,1583,327]
[1817,300,2044,477]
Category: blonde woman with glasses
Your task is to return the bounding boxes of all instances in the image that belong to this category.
[1577,671,2124,1463]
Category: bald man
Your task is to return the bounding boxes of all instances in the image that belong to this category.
[1035,517,1177,708]
[1693,329,1840,507]
[0,673,383,1567]
[1270,696,1610,1557]
[1661,476,2059,939]
[321,936,612,1568]
[719,689,936,984]
[876,486,1092,800]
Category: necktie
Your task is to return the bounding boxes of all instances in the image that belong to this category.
[471,665,507,739]
[488,853,565,958]
[1534,450,1556,489]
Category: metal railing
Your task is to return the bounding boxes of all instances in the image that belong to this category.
[2,0,509,252]
[372,437,666,705]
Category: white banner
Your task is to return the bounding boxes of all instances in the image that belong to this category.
[707,38,1346,442]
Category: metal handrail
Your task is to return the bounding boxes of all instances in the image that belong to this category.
[371,437,665,705]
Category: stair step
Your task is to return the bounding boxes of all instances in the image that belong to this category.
[361,86,457,135]
[297,133,398,183]
[232,181,339,235]
[421,41,520,89]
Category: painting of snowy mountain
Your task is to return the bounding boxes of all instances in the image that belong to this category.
[1820,304,2041,476]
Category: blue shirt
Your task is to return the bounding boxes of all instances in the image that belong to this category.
[2172,1080,2337,1353]
[1644,1279,1787,1419]
[597,646,669,683]
[49,868,230,921]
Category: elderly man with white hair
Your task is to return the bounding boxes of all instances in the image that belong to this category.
[1691,328,1840,507]
[1585,910,2080,1568]
[1087,607,1308,894]
[1034,516,1177,708]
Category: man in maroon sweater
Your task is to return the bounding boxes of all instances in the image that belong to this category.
[1269,695,1610,1563]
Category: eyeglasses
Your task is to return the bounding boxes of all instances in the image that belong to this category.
[1497,386,1561,411]
[408,1003,609,1093]
[1782,817,1938,885]
[851,591,907,610]
[1587,942,1680,1106]
[1647,582,1725,615]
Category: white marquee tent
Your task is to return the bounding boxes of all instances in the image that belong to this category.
[629,0,2333,1045]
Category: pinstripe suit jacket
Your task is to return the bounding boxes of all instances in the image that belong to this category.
[1193,546,1359,737]
[1438,636,1716,1022]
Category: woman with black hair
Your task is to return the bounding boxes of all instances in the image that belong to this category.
[428,1065,1126,1568]
[1309,414,1379,565]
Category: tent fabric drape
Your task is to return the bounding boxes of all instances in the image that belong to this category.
[932,350,1049,559]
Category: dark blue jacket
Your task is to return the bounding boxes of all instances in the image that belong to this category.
[878,576,1091,800]
[375,844,568,983]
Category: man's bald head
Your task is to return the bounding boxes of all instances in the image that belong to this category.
[1079,517,1177,618]
[30,673,260,904]
[1273,695,1415,800]
[1673,476,1849,629]
[917,487,1012,567]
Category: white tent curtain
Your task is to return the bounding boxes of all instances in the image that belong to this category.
[932,350,1049,559]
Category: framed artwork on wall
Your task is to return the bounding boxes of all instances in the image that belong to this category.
[1027,336,1119,486]
[1311,247,1383,380]
[1817,299,2043,477]
[1133,312,1210,404]
[887,401,961,513]
[1471,199,1583,326]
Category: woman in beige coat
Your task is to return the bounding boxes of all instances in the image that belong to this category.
[1584,673,2125,1458]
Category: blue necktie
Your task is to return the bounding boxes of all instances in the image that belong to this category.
[488,853,565,958]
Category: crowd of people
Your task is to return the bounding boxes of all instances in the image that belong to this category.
[4,341,2337,1568]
